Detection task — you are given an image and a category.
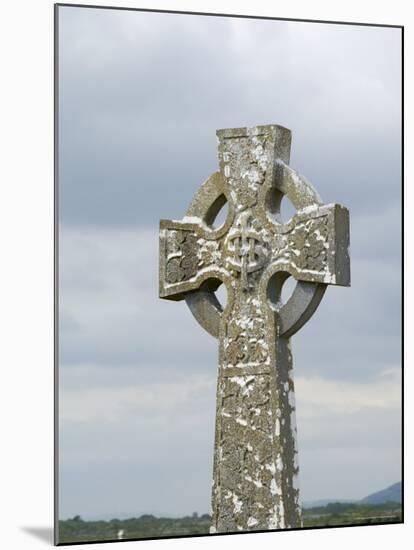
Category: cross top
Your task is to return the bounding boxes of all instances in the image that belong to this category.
[159,125,350,533]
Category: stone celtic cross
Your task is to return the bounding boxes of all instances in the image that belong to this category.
[159,125,350,533]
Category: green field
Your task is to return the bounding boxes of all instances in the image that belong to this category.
[58,502,402,544]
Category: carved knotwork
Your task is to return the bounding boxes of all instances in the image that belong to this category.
[287,215,329,272]
[165,230,199,283]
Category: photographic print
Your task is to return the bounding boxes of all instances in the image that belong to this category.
[55,4,402,544]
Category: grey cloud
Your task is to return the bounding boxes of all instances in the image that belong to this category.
[59,226,217,370]
[58,7,401,226]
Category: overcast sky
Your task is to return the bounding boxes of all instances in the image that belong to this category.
[58,6,402,520]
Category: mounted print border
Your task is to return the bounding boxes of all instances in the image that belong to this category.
[54,3,403,545]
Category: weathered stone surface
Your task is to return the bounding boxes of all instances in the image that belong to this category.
[159,124,350,533]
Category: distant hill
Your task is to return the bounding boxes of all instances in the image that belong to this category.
[302,499,355,509]
[360,482,401,505]
[303,481,402,509]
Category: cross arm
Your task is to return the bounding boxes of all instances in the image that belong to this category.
[159,218,226,301]
[268,203,350,287]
